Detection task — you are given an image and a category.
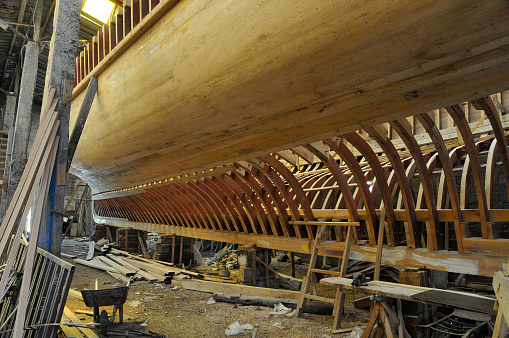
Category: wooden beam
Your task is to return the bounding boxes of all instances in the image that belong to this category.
[94,215,509,277]
[68,77,97,168]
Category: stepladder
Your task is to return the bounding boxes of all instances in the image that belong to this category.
[295,221,359,330]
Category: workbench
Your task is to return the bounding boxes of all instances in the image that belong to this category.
[320,277,496,315]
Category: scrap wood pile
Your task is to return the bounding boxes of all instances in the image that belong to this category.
[73,247,205,285]
[74,239,240,285]
[0,91,74,337]
[345,260,402,282]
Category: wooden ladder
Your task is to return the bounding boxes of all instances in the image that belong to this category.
[295,220,359,330]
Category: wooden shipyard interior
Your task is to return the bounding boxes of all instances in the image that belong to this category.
[1,0,509,336]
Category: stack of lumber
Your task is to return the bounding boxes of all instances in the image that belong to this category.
[0,90,67,336]
[73,248,204,284]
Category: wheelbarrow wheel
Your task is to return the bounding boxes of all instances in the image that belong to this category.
[100,310,109,326]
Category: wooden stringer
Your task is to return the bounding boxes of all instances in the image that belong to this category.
[296,221,359,329]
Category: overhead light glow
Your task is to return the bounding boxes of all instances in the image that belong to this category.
[83,0,114,23]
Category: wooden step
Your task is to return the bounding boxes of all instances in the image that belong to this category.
[289,221,360,226]
[304,294,334,303]
[310,268,341,276]
[315,245,344,252]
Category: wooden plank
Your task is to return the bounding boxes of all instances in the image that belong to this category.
[0,99,58,258]
[86,241,95,261]
[13,134,59,337]
[67,289,84,302]
[62,307,99,338]
[463,237,509,256]
[106,254,159,281]
[323,277,496,314]
[173,278,300,299]
[374,207,385,281]
[67,77,97,168]
[73,258,119,273]
[96,256,137,275]
[138,234,150,258]
[60,312,86,338]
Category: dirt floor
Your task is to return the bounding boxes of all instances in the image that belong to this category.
[62,239,369,337]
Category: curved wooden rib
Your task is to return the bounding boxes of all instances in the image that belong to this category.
[142,189,171,225]
[161,187,194,227]
[305,143,361,242]
[390,118,440,250]
[207,175,250,233]
[260,154,315,238]
[225,172,265,234]
[417,114,465,251]
[194,179,235,231]
[325,138,377,244]
[168,184,206,228]
[486,139,499,209]
[416,153,438,209]
[173,184,212,229]
[145,188,179,226]
[178,182,220,230]
[473,96,509,198]
[247,163,293,237]
[232,169,277,235]
[447,105,492,239]
[218,174,259,233]
[247,159,305,238]
[344,132,395,246]
[200,178,241,232]
[187,180,228,230]
[365,125,417,248]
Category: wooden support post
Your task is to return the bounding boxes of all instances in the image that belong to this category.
[171,235,175,263]
[264,249,269,287]
[106,225,113,243]
[125,228,128,251]
[374,207,386,281]
[251,248,257,286]
[137,230,141,254]
[179,237,183,265]
[290,251,295,277]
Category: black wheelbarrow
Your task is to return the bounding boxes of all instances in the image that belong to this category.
[81,286,129,325]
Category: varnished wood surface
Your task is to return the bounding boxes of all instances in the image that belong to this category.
[70,0,509,193]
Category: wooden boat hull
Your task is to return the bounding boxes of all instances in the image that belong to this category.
[70,0,509,193]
